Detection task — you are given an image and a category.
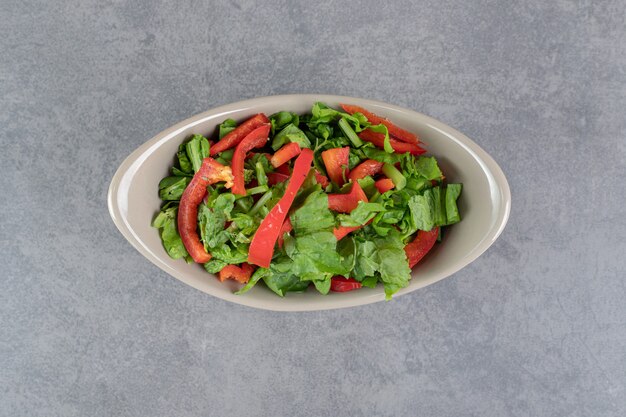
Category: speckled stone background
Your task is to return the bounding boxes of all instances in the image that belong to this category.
[2,0,625,416]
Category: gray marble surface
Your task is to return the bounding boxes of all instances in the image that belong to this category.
[2,0,625,416]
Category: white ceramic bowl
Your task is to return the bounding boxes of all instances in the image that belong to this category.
[108,94,511,311]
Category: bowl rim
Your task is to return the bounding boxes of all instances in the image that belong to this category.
[108,94,511,311]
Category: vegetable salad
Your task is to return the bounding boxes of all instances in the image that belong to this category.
[153,102,462,299]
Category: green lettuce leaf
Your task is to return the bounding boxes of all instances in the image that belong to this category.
[218,119,237,139]
[185,134,210,173]
[158,176,190,201]
[444,184,462,224]
[176,143,193,174]
[271,123,311,150]
[290,190,335,234]
[337,202,384,227]
[352,229,411,299]
[152,206,190,261]
[269,111,299,135]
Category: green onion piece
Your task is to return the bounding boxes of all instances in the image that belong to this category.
[338,117,363,147]
[382,163,407,190]
[256,161,268,186]
[249,190,273,216]
[244,185,269,197]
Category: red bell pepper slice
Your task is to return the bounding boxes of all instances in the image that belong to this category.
[248,149,314,268]
[270,142,301,168]
[210,113,269,156]
[348,159,384,181]
[374,178,395,194]
[330,277,362,292]
[332,217,374,240]
[218,263,255,283]
[314,170,330,188]
[333,225,362,241]
[276,218,293,249]
[178,158,234,263]
[231,124,270,195]
[359,130,426,155]
[405,227,439,268]
[267,172,290,186]
[340,104,419,145]
[327,181,368,213]
[321,147,350,186]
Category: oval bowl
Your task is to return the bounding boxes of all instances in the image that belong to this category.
[108,94,510,311]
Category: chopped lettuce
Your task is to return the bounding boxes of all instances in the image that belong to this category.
[185,134,210,173]
[152,206,190,262]
[158,176,190,201]
[218,119,237,139]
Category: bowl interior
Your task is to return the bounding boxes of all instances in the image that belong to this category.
[109,95,510,311]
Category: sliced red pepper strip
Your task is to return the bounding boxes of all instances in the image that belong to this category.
[314,170,330,188]
[333,225,362,241]
[178,158,234,263]
[271,142,301,168]
[348,159,384,181]
[277,217,293,249]
[333,217,374,240]
[210,113,269,156]
[340,104,419,145]
[248,149,314,268]
[231,124,270,195]
[359,130,426,155]
[218,263,255,283]
[267,172,290,186]
[328,181,368,213]
[374,178,395,194]
[321,147,350,185]
[405,227,439,268]
[330,277,362,292]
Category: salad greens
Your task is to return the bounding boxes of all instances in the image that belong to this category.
[153,102,462,299]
